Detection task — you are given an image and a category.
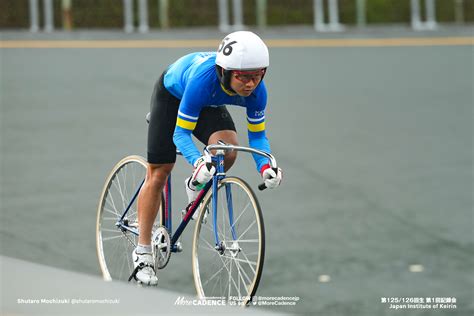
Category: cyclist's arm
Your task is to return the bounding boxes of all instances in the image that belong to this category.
[173,111,201,166]
[248,128,271,173]
[247,93,271,173]
[172,81,207,166]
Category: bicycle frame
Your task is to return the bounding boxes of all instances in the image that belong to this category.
[114,156,222,252]
[158,150,231,251]
[115,143,277,253]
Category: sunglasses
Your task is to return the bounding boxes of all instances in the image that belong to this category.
[232,69,266,84]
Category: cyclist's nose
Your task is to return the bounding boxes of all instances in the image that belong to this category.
[245,79,257,88]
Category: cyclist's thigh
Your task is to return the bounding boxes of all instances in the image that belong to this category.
[147,72,180,165]
[193,106,237,145]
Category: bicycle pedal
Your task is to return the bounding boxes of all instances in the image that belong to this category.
[175,241,183,253]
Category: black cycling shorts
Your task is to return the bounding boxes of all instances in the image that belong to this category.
[147,72,236,164]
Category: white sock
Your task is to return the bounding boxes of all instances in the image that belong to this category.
[136,244,152,254]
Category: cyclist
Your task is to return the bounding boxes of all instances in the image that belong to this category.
[130,31,283,285]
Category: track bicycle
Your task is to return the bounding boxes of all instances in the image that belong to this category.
[96,137,278,305]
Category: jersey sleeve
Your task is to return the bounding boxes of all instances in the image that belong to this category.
[246,85,271,173]
[172,77,208,166]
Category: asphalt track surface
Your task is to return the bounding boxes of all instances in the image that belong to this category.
[1,26,473,315]
[2,256,285,316]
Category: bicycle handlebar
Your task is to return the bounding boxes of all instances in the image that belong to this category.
[198,142,277,191]
[148,112,278,190]
[203,143,277,169]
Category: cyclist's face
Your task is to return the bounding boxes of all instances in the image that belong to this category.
[229,69,265,97]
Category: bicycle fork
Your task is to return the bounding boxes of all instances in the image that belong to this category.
[212,153,239,255]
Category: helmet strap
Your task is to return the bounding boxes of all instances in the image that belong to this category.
[220,83,236,96]
[215,65,236,95]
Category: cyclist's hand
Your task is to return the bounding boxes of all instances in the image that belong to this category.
[261,164,282,189]
[192,156,216,185]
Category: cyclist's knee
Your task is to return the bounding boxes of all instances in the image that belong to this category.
[146,163,174,186]
[224,151,237,170]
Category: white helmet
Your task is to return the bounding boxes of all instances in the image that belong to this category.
[216,31,269,70]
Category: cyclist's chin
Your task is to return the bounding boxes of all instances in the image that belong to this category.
[236,89,254,97]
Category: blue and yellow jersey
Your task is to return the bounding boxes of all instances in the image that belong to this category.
[164,52,271,172]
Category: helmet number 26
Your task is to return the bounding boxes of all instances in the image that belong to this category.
[218,38,237,56]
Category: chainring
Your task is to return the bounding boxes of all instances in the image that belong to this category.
[152,226,171,269]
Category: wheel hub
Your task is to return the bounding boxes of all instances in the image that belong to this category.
[218,241,241,258]
[228,241,241,258]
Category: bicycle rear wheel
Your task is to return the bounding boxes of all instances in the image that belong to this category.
[96,155,163,281]
[192,177,265,305]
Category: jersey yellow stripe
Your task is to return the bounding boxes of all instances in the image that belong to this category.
[248,122,265,132]
[177,117,197,130]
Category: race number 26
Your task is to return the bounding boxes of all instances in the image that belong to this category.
[218,38,237,56]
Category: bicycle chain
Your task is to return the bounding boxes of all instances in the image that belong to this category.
[122,231,136,248]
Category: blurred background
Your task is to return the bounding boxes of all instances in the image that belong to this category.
[1,1,473,316]
[0,0,473,31]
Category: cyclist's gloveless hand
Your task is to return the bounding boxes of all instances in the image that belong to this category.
[261,164,282,189]
[192,156,216,185]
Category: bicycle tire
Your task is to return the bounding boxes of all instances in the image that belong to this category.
[96,155,164,281]
[192,176,265,305]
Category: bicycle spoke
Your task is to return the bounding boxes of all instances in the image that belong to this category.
[234,261,243,298]
[202,237,217,252]
[112,175,126,211]
[203,255,228,287]
[234,262,249,295]
[243,250,260,256]
[200,246,218,253]
[220,255,257,267]
[101,228,122,234]
[97,157,148,282]
[218,254,240,297]
[239,250,257,275]
[104,208,121,219]
[227,258,232,299]
[209,267,222,295]
[118,241,128,278]
[231,201,251,231]
[202,219,226,242]
[224,239,258,243]
[234,258,253,285]
[105,198,120,217]
[237,219,257,241]
[102,216,120,221]
[102,234,127,241]
[210,254,231,295]
[122,164,129,206]
[193,177,264,304]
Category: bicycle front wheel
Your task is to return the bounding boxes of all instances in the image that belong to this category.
[192,177,265,305]
[96,155,162,282]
